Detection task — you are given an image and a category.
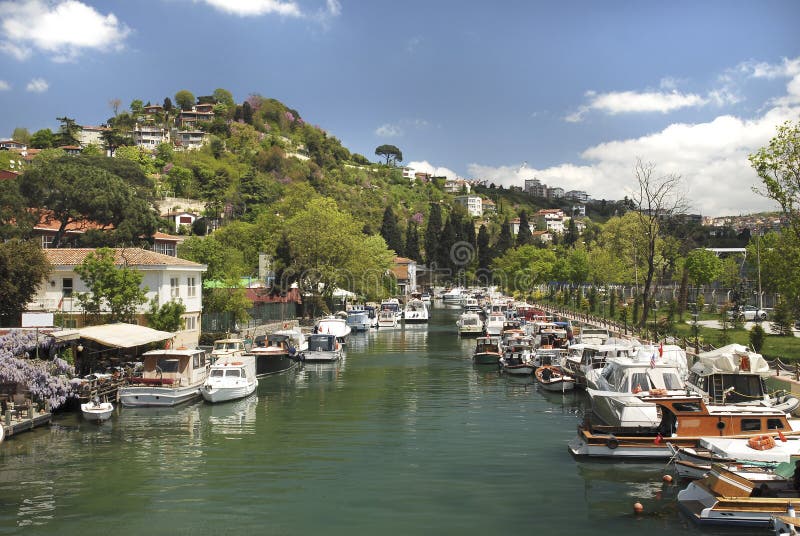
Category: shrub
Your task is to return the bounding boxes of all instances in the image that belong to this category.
[750,324,766,353]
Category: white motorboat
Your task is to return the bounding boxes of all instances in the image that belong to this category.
[687,344,799,412]
[456,312,484,337]
[561,339,637,388]
[119,347,210,407]
[379,298,402,320]
[485,313,506,336]
[316,315,352,344]
[305,333,343,363]
[403,298,429,324]
[377,308,398,328]
[500,338,535,375]
[81,399,114,422]
[210,337,247,362]
[346,308,371,332]
[202,355,258,403]
[584,344,688,428]
[441,287,464,305]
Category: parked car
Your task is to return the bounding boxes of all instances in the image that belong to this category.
[728,305,768,321]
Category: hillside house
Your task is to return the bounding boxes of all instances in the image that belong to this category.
[77,126,110,148]
[536,209,567,234]
[453,195,483,218]
[390,257,417,296]
[133,125,169,149]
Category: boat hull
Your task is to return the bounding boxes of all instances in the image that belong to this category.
[538,379,575,392]
[253,353,298,377]
[303,350,342,363]
[473,352,501,365]
[80,402,114,421]
[119,385,202,407]
[201,380,257,403]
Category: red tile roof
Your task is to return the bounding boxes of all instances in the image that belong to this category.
[44,248,205,268]
[245,287,302,304]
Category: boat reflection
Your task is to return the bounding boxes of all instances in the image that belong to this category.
[206,395,258,435]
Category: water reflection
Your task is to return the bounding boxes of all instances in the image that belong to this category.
[206,395,258,435]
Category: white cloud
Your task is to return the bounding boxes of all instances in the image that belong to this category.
[470,58,800,217]
[26,78,48,93]
[0,80,9,90]
[406,161,458,180]
[567,90,709,122]
[0,0,131,62]
[198,0,302,17]
[375,123,402,138]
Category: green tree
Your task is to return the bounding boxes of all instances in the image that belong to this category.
[491,245,556,294]
[404,221,421,262]
[380,206,403,254]
[516,210,532,247]
[30,128,54,149]
[145,298,186,332]
[494,217,514,256]
[477,224,492,272]
[374,144,403,166]
[424,203,442,266]
[175,89,196,111]
[12,127,31,145]
[19,155,158,248]
[0,239,51,326]
[56,116,80,146]
[213,88,235,109]
[684,248,723,298]
[749,324,766,353]
[74,248,149,324]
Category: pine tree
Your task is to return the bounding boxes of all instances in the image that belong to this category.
[438,213,457,272]
[516,210,532,246]
[380,206,403,254]
[495,217,513,256]
[565,218,578,247]
[424,203,443,266]
[477,224,492,271]
[404,221,421,262]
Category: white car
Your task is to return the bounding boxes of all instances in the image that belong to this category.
[728,305,768,322]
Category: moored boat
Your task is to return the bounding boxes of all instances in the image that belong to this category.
[119,347,209,407]
[249,333,301,377]
[535,364,575,392]
[81,399,114,421]
[202,355,258,403]
[473,336,502,365]
[499,337,535,375]
[210,337,247,362]
[304,333,343,363]
[316,315,352,345]
[377,308,398,328]
[403,298,429,324]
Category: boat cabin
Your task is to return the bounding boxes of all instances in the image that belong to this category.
[597,359,685,393]
[136,348,208,387]
[211,338,246,360]
[308,334,337,352]
[475,336,501,355]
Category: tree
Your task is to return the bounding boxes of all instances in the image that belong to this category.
[749,324,766,353]
[145,298,186,332]
[0,240,51,326]
[19,155,159,248]
[213,88,235,109]
[129,99,144,115]
[374,144,403,166]
[74,248,149,324]
[100,127,132,156]
[56,116,80,147]
[750,120,800,233]
[477,224,492,272]
[424,203,442,266]
[30,128,54,149]
[491,245,556,294]
[109,98,122,116]
[495,217,514,256]
[12,127,31,145]
[516,210,532,247]
[242,101,253,124]
[565,217,578,247]
[174,89,196,111]
[163,97,173,114]
[630,160,686,327]
[684,248,723,299]
[380,206,403,254]
[404,221,421,262]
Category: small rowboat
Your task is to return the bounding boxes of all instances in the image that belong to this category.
[535,364,575,392]
[81,400,114,422]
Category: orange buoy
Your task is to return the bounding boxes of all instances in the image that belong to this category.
[663,474,673,483]
[633,502,643,514]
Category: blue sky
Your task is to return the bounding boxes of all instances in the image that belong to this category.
[1,0,799,217]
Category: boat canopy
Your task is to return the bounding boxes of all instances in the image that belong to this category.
[693,344,769,375]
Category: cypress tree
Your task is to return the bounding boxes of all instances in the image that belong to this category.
[495,217,513,256]
[477,224,492,271]
[438,213,457,272]
[425,203,443,266]
[565,217,578,247]
[404,221,421,262]
[380,206,403,254]
[516,210,532,246]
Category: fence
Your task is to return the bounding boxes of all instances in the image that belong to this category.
[201,302,299,333]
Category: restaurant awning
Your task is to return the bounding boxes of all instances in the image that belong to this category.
[77,323,174,349]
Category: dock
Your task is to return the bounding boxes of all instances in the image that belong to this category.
[3,407,52,439]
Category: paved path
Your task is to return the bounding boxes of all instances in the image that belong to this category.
[691,319,799,336]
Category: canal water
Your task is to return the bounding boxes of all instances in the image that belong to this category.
[1,307,721,535]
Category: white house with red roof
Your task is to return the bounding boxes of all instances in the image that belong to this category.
[28,248,206,347]
[390,257,417,295]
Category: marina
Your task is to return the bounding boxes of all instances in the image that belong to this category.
[0,303,795,534]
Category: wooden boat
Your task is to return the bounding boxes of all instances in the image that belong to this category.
[473,336,502,365]
[81,399,114,421]
[201,355,258,403]
[535,364,575,392]
[678,463,800,527]
[568,393,800,459]
[119,347,209,407]
[210,337,247,362]
[249,333,300,377]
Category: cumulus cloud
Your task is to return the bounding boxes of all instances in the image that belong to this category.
[199,0,302,16]
[566,89,709,122]
[0,80,9,90]
[375,123,402,138]
[0,0,131,62]
[26,78,48,92]
[471,57,800,217]
[406,160,458,180]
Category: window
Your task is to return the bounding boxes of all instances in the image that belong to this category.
[767,419,785,430]
[170,277,179,298]
[193,351,206,369]
[62,278,73,298]
[661,372,682,390]
[156,359,180,373]
[187,277,197,297]
[672,402,702,412]
[183,315,196,331]
[741,419,761,432]
[41,235,54,249]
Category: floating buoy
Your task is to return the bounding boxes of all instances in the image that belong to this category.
[663,474,673,483]
[633,502,643,514]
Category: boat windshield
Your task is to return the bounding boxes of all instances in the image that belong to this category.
[308,336,334,352]
[157,358,180,373]
[629,371,651,392]
[226,369,242,377]
[210,369,225,377]
[661,372,682,390]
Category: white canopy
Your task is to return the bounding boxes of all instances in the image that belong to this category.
[692,343,769,375]
[78,323,174,348]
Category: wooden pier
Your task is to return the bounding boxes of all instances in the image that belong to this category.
[2,406,52,439]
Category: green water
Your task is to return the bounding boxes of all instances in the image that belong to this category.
[1,307,719,535]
